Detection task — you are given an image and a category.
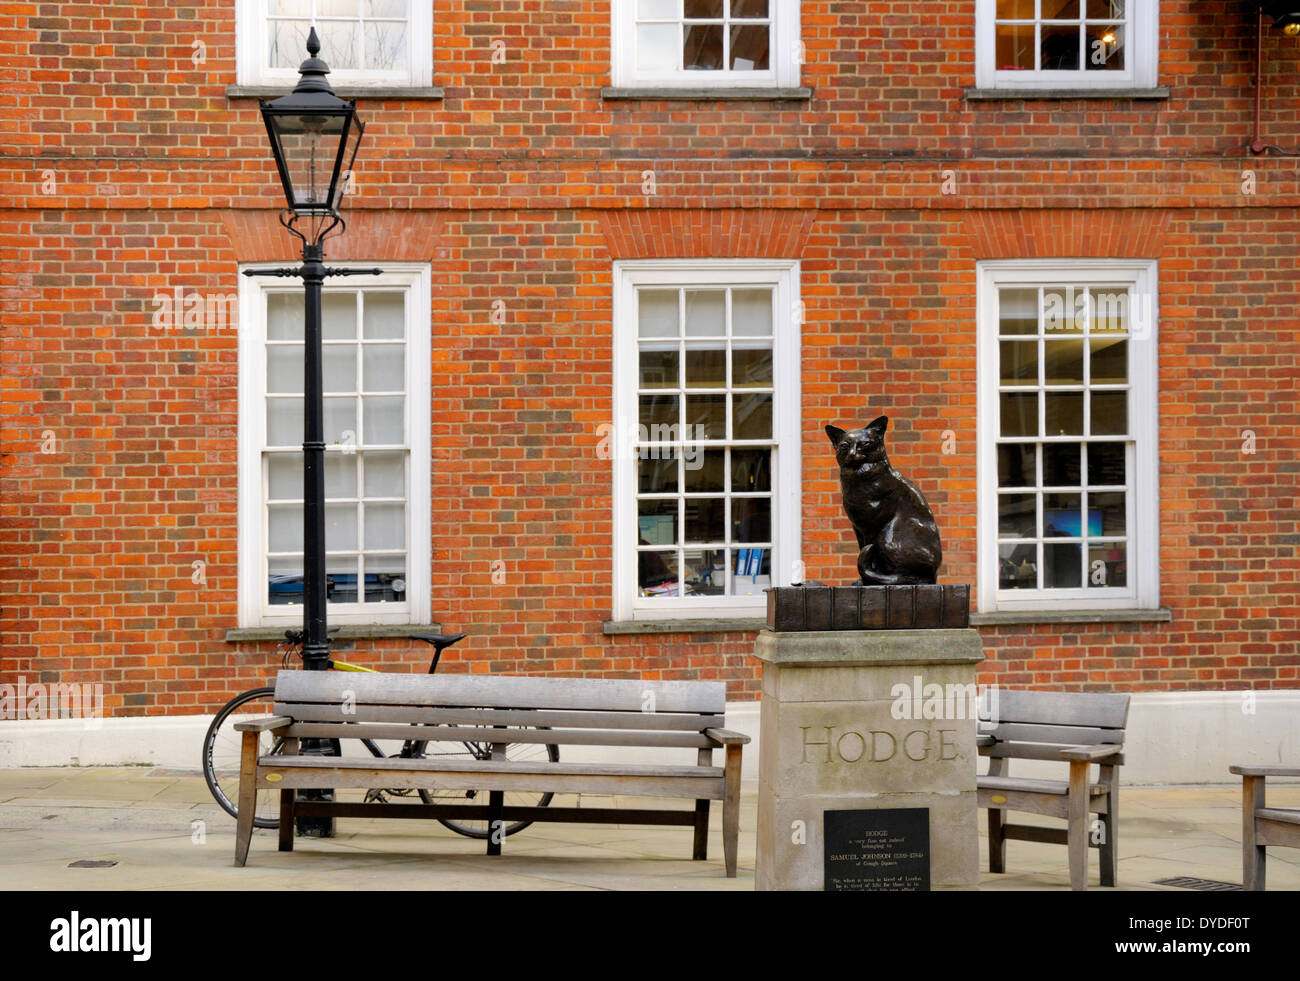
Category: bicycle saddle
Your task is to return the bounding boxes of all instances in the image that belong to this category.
[410,632,468,651]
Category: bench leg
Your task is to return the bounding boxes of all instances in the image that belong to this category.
[278,790,295,852]
[233,731,259,867]
[692,800,710,861]
[987,807,1006,874]
[1242,774,1266,891]
[1099,764,1118,887]
[1067,760,1089,891]
[722,745,742,878]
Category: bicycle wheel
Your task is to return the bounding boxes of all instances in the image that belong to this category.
[411,728,559,839]
[203,687,284,830]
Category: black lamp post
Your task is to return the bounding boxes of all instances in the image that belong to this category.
[245,27,381,672]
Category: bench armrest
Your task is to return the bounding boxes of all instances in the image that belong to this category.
[976,734,996,748]
[233,715,293,733]
[1230,764,1300,777]
[1060,744,1124,762]
[705,728,751,746]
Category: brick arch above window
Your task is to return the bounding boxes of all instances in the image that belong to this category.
[960,210,1171,261]
[219,211,446,264]
[596,209,816,260]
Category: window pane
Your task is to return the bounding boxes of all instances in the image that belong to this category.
[1045,1,1081,18]
[363,396,404,444]
[267,398,304,445]
[318,24,360,70]
[683,24,724,70]
[998,288,1038,334]
[639,0,677,16]
[323,293,357,339]
[1044,494,1082,537]
[997,443,1035,487]
[637,23,679,72]
[730,449,769,494]
[684,0,724,17]
[1092,491,1125,536]
[640,348,679,388]
[270,0,310,14]
[269,454,303,499]
[638,452,679,495]
[731,0,768,16]
[268,292,304,340]
[1088,543,1126,587]
[320,0,361,14]
[999,493,1036,537]
[365,0,407,16]
[996,0,1036,17]
[1041,24,1082,70]
[364,553,407,603]
[1043,542,1082,587]
[685,498,725,543]
[732,496,770,542]
[323,344,357,392]
[639,550,679,596]
[363,344,404,392]
[995,23,1035,70]
[730,25,769,70]
[324,397,357,444]
[1043,339,1085,385]
[640,393,679,431]
[1043,442,1081,486]
[1087,441,1125,486]
[365,503,404,550]
[685,449,725,492]
[732,289,773,335]
[364,451,405,497]
[685,347,726,388]
[684,290,726,337]
[326,503,358,551]
[269,19,311,69]
[363,291,405,339]
[1091,392,1127,435]
[686,393,726,439]
[685,549,726,596]
[269,504,304,552]
[325,453,358,498]
[1043,290,1085,333]
[639,290,679,338]
[364,21,408,71]
[1044,392,1083,436]
[732,347,772,388]
[1000,341,1038,385]
[327,556,360,603]
[999,543,1038,589]
[1000,392,1037,437]
[1090,338,1127,383]
[1086,24,1124,71]
[268,556,303,605]
[638,499,678,545]
[1093,290,1128,332]
[268,346,302,393]
[732,393,771,439]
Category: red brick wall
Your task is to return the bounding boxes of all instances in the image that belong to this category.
[2,3,1298,715]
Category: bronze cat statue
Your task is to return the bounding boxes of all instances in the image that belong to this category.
[826,416,943,586]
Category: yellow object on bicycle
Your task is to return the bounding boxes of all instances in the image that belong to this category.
[329,659,376,673]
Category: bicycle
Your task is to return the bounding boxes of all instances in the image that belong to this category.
[202,629,559,839]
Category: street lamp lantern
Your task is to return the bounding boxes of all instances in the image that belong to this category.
[259,27,365,220]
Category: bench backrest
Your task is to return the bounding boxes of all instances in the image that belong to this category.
[271,670,727,748]
[979,689,1129,762]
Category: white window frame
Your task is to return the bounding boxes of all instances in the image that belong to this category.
[974,0,1158,91]
[976,259,1159,614]
[611,258,801,621]
[610,0,801,89]
[236,0,434,88]
[238,262,432,627]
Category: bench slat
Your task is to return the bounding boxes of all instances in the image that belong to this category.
[981,742,1126,765]
[261,754,723,779]
[979,775,1110,797]
[274,702,723,732]
[282,722,715,749]
[980,722,1124,746]
[274,670,725,714]
[980,689,1130,728]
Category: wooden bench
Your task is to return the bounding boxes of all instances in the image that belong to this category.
[233,670,749,876]
[1229,764,1300,891]
[977,689,1129,890]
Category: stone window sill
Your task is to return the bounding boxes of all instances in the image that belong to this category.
[964,86,1170,101]
[225,624,443,643]
[601,86,812,102]
[603,618,767,635]
[226,85,445,100]
[969,608,1172,627]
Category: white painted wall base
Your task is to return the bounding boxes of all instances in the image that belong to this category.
[1,691,1296,786]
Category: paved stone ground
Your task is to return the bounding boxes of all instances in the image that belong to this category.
[1,767,1297,890]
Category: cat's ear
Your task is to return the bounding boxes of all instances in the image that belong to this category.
[866,415,888,434]
[824,424,846,446]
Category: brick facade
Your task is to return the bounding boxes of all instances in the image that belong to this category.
[2,3,1298,717]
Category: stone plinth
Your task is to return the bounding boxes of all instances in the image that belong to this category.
[753,628,985,891]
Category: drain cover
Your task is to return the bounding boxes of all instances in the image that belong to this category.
[1153,876,1241,891]
[67,860,117,869]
